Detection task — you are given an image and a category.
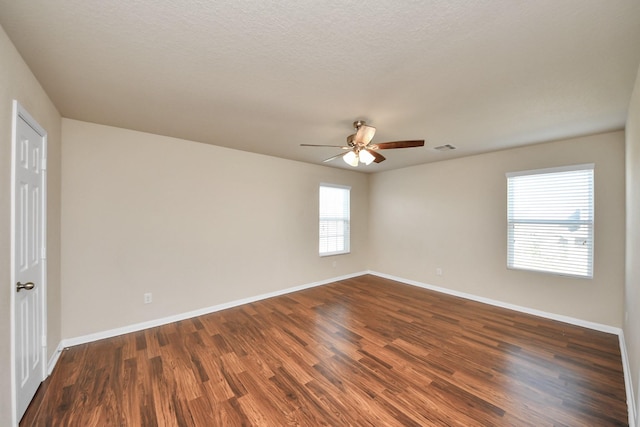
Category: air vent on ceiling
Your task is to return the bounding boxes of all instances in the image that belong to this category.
[433,144,456,151]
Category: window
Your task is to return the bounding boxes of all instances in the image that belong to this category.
[506,164,594,278]
[319,184,350,256]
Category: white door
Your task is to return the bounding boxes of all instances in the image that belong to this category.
[12,101,47,422]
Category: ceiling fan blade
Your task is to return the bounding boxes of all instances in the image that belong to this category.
[370,140,425,150]
[354,125,376,145]
[301,144,350,149]
[364,148,386,163]
[323,152,348,163]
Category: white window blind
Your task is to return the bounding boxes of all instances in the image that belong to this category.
[319,184,350,256]
[506,164,594,278]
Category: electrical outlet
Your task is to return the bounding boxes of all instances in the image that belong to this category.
[436,268,443,276]
[332,260,337,268]
[144,293,152,304]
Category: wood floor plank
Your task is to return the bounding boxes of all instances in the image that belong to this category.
[20,275,629,426]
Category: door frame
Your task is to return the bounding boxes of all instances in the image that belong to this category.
[10,100,48,426]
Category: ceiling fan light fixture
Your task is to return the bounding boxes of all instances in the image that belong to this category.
[359,149,375,165]
[302,119,425,167]
[343,150,359,166]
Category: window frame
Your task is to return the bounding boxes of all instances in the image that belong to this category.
[506,163,594,279]
[319,183,351,257]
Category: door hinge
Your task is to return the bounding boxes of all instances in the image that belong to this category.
[41,157,47,171]
[41,246,47,260]
[41,335,47,347]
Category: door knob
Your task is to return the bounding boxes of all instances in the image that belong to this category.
[16,281,35,292]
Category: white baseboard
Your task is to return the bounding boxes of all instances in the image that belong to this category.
[60,271,367,349]
[618,331,637,427]
[47,341,65,376]
[368,271,620,334]
[368,270,635,427]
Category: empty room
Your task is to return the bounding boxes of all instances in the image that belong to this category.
[1,1,640,426]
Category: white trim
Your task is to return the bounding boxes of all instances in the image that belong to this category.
[619,331,637,427]
[505,162,594,178]
[369,271,618,333]
[60,272,367,348]
[319,182,352,191]
[47,342,65,376]
[10,101,17,427]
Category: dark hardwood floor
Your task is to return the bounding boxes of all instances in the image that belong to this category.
[21,275,628,426]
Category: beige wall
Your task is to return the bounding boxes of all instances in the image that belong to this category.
[61,119,369,338]
[625,64,640,426]
[369,131,625,327]
[0,26,62,424]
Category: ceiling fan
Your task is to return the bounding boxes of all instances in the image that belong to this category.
[301,120,425,167]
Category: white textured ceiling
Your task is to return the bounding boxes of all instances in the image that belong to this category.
[1,1,639,172]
